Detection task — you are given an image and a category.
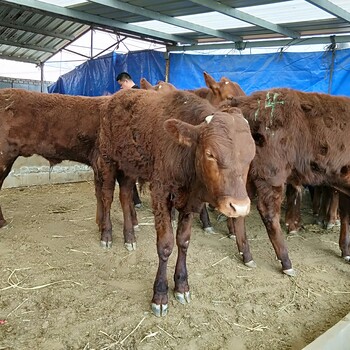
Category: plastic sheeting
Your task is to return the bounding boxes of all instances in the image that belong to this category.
[49,48,350,97]
[169,48,350,96]
[48,50,166,96]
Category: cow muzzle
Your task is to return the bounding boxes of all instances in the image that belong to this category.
[216,196,251,218]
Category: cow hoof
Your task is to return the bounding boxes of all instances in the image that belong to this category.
[228,234,236,240]
[174,291,191,304]
[326,223,335,230]
[0,219,8,228]
[203,226,215,234]
[343,255,350,262]
[288,229,298,235]
[133,225,140,232]
[124,242,137,251]
[151,303,168,317]
[100,240,112,249]
[283,268,296,277]
[245,260,257,268]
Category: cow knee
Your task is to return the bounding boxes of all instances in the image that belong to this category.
[158,242,174,261]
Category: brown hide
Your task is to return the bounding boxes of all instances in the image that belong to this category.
[0,89,104,165]
[231,88,350,190]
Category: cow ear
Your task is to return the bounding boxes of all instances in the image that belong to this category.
[164,119,198,147]
[140,78,153,90]
[204,72,219,91]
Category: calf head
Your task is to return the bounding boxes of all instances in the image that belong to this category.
[164,109,255,218]
[140,77,176,93]
[204,72,246,106]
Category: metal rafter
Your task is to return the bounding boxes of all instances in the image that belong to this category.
[0,53,39,64]
[0,38,57,53]
[188,0,300,39]
[2,0,194,45]
[89,0,242,42]
[305,0,350,23]
[167,34,350,51]
[0,19,75,41]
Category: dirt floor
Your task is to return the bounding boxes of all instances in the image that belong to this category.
[0,181,349,350]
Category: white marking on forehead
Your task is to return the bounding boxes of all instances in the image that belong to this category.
[225,81,229,84]
[205,115,214,123]
[158,84,162,89]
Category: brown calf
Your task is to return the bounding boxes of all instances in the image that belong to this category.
[0,88,137,249]
[97,88,255,316]
[227,88,350,275]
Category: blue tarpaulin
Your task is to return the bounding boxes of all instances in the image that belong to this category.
[169,49,350,96]
[49,48,350,97]
[48,50,166,96]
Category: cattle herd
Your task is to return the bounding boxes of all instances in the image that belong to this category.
[0,72,349,317]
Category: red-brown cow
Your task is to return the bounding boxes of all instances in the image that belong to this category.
[226,88,350,275]
[196,71,246,106]
[140,74,247,234]
[97,88,255,316]
[0,88,138,249]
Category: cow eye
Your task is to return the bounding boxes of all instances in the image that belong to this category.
[206,150,216,160]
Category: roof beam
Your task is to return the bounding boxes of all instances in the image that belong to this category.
[167,35,350,51]
[188,0,300,39]
[89,0,242,42]
[305,0,350,23]
[0,19,75,41]
[2,0,194,45]
[0,38,57,53]
[0,54,39,64]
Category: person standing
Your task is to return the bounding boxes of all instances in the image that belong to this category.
[116,71,142,208]
[116,72,139,90]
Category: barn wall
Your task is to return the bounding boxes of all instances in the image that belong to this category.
[3,156,93,189]
[0,76,94,188]
[0,75,52,92]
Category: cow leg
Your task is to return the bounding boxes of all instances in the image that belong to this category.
[199,205,214,233]
[151,196,174,317]
[284,184,302,234]
[93,169,104,232]
[312,186,322,218]
[256,182,294,276]
[117,174,138,251]
[173,211,193,304]
[96,160,117,248]
[326,188,339,230]
[0,156,17,227]
[318,186,331,228]
[231,216,256,267]
[339,193,350,262]
[132,183,142,208]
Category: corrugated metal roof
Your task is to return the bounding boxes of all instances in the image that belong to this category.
[1,0,350,64]
[0,1,89,64]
